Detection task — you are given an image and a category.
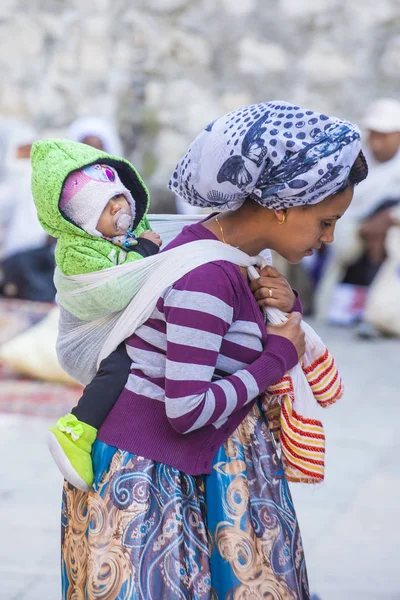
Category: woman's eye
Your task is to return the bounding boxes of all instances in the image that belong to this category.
[322,221,332,228]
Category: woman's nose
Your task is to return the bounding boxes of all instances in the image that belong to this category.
[320,231,335,245]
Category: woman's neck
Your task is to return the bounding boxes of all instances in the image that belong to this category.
[203,206,275,256]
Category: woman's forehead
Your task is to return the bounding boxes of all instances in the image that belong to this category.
[318,186,354,214]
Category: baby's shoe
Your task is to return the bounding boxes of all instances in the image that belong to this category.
[48,413,97,491]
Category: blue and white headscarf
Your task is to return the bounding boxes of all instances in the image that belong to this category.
[169,101,361,210]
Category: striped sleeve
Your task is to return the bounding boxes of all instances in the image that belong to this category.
[163,263,298,434]
[290,291,303,314]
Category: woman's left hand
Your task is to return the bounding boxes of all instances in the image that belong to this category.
[249,265,296,312]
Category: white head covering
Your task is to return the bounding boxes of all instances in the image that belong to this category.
[0,120,15,231]
[1,120,48,258]
[363,98,400,134]
[2,119,37,175]
[67,117,123,156]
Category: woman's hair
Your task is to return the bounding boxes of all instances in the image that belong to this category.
[347,150,368,186]
[327,150,368,199]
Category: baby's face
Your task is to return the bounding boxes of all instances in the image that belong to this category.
[96,194,131,237]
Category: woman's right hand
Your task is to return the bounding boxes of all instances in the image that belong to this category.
[266,312,305,360]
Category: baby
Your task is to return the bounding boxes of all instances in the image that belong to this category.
[31,139,161,490]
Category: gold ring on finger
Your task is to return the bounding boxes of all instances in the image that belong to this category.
[268,287,273,298]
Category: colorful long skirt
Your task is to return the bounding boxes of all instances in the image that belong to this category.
[61,402,310,599]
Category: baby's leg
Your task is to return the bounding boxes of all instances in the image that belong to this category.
[72,342,131,428]
[48,343,131,491]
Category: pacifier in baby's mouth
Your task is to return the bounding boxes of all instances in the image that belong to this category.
[112,209,132,234]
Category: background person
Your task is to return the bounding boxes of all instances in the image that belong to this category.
[315,98,400,329]
[67,116,123,156]
[0,120,55,301]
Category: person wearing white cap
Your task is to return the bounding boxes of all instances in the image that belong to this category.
[353,97,400,218]
[314,98,400,329]
[67,116,123,157]
[363,97,400,138]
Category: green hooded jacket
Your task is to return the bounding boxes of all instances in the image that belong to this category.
[31,139,152,277]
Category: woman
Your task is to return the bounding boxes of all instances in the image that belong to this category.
[61,101,367,599]
[0,120,56,301]
[67,116,123,156]
[1,119,47,259]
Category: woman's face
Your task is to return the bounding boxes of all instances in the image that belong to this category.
[16,143,32,159]
[367,130,400,163]
[273,185,354,264]
[81,135,104,151]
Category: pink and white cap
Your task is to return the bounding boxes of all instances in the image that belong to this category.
[59,164,135,237]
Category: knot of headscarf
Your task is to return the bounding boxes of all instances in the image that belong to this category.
[169,100,361,211]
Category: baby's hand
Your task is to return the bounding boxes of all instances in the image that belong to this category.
[140,230,162,247]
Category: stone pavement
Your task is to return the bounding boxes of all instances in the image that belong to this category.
[1,322,399,599]
[291,323,400,600]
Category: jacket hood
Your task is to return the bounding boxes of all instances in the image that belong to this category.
[31,139,150,240]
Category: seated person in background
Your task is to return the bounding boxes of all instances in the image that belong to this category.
[0,120,55,301]
[314,98,400,328]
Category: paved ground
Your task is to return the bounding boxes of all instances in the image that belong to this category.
[1,321,399,599]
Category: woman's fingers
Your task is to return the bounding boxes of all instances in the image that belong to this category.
[252,286,283,301]
[255,297,283,308]
[250,278,290,299]
[257,265,281,278]
[252,283,295,311]
[249,268,295,312]
[249,276,280,293]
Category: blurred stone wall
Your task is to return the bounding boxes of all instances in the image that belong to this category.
[1,0,399,208]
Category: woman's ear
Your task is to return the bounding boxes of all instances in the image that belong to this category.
[273,208,287,225]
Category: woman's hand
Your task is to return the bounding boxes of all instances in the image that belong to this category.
[267,312,305,360]
[250,265,296,312]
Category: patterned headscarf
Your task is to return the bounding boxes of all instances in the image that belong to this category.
[169,101,361,211]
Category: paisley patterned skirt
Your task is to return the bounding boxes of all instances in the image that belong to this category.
[61,402,310,599]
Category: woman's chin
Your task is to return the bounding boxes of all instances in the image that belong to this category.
[283,253,303,264]
[273,248,306,264]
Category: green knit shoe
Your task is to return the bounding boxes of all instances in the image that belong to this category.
[48,414,97,491]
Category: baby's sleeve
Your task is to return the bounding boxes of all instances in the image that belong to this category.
[125,238,160,261]
[58,245,112,276]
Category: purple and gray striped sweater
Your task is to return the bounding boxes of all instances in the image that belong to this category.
[98,221,301,474]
